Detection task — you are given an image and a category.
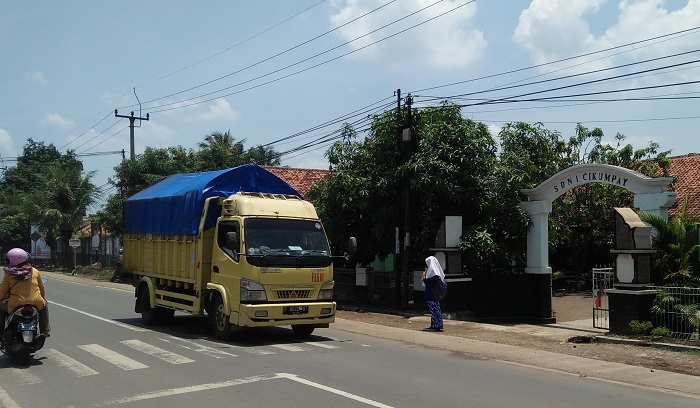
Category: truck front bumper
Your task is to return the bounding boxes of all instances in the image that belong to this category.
[237,301,336,327]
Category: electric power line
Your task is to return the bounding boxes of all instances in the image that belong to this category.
[135,0,472,114]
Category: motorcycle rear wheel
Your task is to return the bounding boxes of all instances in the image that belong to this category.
[15,346,31,366]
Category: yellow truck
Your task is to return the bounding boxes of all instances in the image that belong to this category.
[123,164,354,338]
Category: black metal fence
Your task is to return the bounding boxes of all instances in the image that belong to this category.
[52,235,121,269]
[335,267,413,306]
[333,266,553,323]
[648,286,700,341]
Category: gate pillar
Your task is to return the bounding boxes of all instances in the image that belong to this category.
[633,192,677,220]
[521,200,552,275]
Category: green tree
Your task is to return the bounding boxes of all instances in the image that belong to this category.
[499,123,671,277]
[310,122,398,264]
[1,139,81,190]
[310,103,528,269]
[0,187,30,250]
[195,130,247,171]
[24,162,101,264]
[0,139,87,255]
[247,145,281,166]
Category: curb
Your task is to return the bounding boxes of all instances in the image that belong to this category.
[338,303,700,354]
[594,335,700,353]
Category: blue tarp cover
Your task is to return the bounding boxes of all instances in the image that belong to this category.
[124,164,300,235]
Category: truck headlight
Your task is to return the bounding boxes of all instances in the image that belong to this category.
[318,280,334,300]
[241,279,267,302]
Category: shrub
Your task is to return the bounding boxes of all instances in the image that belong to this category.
[629,320,653,335]
[650,327,671,338]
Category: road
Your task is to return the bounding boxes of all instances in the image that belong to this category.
[0,275,697,408]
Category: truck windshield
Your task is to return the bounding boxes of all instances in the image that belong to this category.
[244,218,332,267]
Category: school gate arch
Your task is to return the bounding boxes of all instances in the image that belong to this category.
[520,163,675,321]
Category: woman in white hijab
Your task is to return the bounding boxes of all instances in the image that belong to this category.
[421,256,445,332]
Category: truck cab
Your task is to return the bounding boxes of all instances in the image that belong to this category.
[205,192,337,338]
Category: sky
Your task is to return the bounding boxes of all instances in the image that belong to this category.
[1,0,699,209]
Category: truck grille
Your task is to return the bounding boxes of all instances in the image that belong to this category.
[274,290,312,299]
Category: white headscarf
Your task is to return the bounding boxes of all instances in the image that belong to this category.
[425,256,445,283]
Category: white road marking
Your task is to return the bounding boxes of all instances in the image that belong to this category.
[270,344,306,352]
[10,367,42,384]
[42,348,99,377]
[50,301,148,332]
[94,373,281,406]
[304,341,338,349]
[159,336,238,358]
[200,338,274,355]
[78,344,148,370]
[121,340,195,364]
[0,385,21,408]
[277,373,395,408]
[92,372,395,408]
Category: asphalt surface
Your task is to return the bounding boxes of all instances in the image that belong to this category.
[45,271,700,400]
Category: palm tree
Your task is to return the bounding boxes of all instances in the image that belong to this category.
[197,130,245,152]
[24,162,101,265]
[641,195,700,285]
[247,145,281,166]
[196,131,248,171]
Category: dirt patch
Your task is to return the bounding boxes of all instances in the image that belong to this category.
[337,292,700,377]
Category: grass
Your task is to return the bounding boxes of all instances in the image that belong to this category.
[43,265,117,281]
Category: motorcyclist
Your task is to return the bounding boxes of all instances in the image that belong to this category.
[0,248,50,337]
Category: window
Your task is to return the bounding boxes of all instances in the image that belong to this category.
[217,220,240,262]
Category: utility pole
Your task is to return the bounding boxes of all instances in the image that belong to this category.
[394,90,416,307]
[394,89,403,307]
[115,110,149,160]
[402,93,414,307]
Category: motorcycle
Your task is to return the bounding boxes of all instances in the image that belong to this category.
[1,304,46,365]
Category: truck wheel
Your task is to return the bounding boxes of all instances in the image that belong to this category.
[139,286,159,325]
[139,286,174,325]
[212,296,234,340]
[157,307,175,322]
[291,325,314,337]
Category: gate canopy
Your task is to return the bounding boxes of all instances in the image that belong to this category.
[521,163,673,202]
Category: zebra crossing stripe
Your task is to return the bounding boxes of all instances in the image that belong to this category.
[200,338,275,356]
[43,348,99,377]
[270,344,306,352]
[78,344,148,370]
[10,367,41,384]
[0,385,20,408]
[121,340,195,364]
[159,336,238,359]
[304,341,339,349]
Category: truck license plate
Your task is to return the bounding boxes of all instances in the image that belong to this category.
[283,306,309,315]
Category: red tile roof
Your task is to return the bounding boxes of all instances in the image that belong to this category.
[263,166,331,199]
[668,154,700,220]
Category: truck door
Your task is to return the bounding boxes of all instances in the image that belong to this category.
[212,220,242,310]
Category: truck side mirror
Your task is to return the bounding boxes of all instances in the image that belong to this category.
[347,237,357,256]
[225,231,239,251]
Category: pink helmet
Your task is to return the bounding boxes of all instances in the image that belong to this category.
[5,248,29,267]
